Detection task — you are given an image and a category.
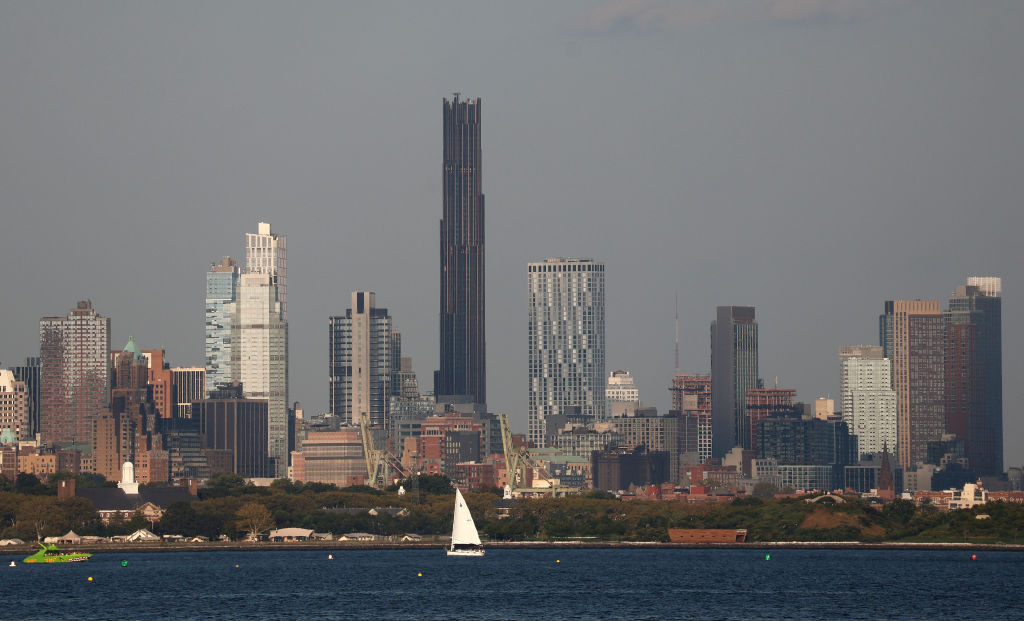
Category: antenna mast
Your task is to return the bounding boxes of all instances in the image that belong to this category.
[674,293,679,374]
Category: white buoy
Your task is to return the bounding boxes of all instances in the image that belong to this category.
[9,561,14,567]
[328,554,333,560]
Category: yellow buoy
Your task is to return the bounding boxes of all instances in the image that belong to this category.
[556,560,560,563]
[417,572,422,577]
[88,577,93,582]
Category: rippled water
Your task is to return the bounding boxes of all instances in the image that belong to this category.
[3,548,1022,620]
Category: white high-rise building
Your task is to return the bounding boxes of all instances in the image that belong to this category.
[246,221,287,320]
[528,258,605,447]
[329,291,394,428]
[606,369,640,417]
[239,271,288,477]
[840,345,897,458]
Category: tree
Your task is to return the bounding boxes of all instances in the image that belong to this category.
[17,497,58,541]
[14,473,46,495]
[236,502,274,538]
[158,502,197,536]
[201,472,250,499]
[752,482,780,499]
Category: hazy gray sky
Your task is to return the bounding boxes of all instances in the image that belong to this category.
[1,1,1021,465]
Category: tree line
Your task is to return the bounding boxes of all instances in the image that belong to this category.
[2,472,1024,544]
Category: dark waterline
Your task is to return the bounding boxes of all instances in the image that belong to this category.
[4,548,1022,620]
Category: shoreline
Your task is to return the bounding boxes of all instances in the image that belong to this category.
[3,540,1024,554]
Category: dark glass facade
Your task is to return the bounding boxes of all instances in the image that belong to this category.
[437,95,485,406]
[945,283,1002,475]
[193,390,270,478]
[710,306,758,458]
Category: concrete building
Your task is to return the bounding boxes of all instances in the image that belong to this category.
[945,277,1002,475]
[814,398,835,421]
[606,370,640,416]
[840,345,897,458]
[329,291,395,428]
[39,301,111,450]
[437,94,486,408]
[670,374,712,464]
[204,257,240,395]
[0,370,29,440]
[528,257,606,446]
[711,306,758,458]
[141,349,173,419]
[880,300,945,470]
[239,272,288,476]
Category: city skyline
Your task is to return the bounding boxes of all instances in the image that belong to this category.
[0,2,1021,466]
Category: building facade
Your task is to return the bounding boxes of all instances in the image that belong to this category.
[11,357,40,438]
[246,222,287,319]
[193,385,270,478]
[528,258,606,446]
[881,300,945,470]
[290,428,366,487]
[329,291,395,428]
[171,367,206,418]
[238,272,288,476]
[710,306,758,458]
[671,374,712,464]
[0,370,29,440]
[205,257,240,394]
[839,345,897,458]
[945,277,1002,475]
[39,301,111,449]
[437,95,486,406]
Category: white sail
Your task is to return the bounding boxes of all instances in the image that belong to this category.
[451,488,482,546]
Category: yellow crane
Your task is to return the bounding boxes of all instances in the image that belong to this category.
[358,411,409,489]
[498,413,581,498]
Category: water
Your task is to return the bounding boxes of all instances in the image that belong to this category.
[3,548,1022,620]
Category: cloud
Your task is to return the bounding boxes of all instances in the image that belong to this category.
[574,0,885,34]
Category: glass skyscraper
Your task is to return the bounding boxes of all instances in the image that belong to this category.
[527,258,606,447]
[945,277,1002,475]
[710,306,758,458]
[437,95,486,406]
[205,257,239,395]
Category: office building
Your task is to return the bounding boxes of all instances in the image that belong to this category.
[606,370,640,416]
[745,388,798,456]
[193,384,270,478]
[329,291,395,428]
[205,257,240,394]
[239,271,288,476]
[945,277,1002,475]
[246,222,287,320]
[711,306,758,457]
[437,94,486,406]
[880,300,945,470]
[839,345,897,458]
[290,428,366,487]
[39,301,111,449]
[670,374,712,463]
[10,358,40,438]
[171,367,206,418]
[528,258,606,446]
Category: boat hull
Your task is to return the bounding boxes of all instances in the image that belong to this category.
[446,547,485,557]
[23,554,91,563]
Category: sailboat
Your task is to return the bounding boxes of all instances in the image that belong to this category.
[447,488,484,557]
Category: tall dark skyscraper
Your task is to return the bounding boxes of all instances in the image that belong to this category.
[945,277,1002,476]
[710,306,758,458]
[437,94,486,406]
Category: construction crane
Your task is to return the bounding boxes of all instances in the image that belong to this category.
[358,411,410,489]
[498,413,580,498]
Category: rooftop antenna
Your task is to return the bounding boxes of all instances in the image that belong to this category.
[674,292,679,374]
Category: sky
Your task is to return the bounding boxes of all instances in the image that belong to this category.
[0,1,1021,465]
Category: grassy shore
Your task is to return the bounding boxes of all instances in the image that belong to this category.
[4,540,1024,555]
